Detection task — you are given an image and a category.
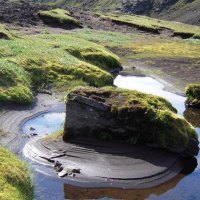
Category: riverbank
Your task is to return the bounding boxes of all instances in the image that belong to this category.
[0,93,64,152]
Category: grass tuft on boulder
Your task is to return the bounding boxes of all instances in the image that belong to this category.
[38,8,81,29]
[185,84,200,108]
[65,86,199,156]
[0,147,33,200]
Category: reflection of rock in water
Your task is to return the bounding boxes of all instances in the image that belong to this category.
[64,157,197,200]
[181,157,198,175]
[184,108,200,128]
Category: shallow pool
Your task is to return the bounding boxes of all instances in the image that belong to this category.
[23,112,65,136]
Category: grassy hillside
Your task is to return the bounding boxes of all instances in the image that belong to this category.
[33,0,200,25]
[0,25,121,104]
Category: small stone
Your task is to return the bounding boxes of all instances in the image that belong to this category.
[30,133,38,136]
[54,161,62,168]
[58,170,68,178]
[72,169,81,174]
[30,127,35,131]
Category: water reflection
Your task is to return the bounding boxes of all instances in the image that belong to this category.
[184,108,200,128]
[23,112,65,136]
[63,157,197,200]
[114,75,186,115]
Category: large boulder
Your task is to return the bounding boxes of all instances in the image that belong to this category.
[64,87,199,156]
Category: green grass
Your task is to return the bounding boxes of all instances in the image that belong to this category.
[38,8,80,28]
[0,147,33,200]
[0,26,121,104]
[100,13,200,38]
[67,28,132,47]
[67,86,198,152]
[125,37,200,59]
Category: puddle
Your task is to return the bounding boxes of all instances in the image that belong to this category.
[23,112,65,136]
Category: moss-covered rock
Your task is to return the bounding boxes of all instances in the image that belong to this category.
[64,86,199,156]
[38,8,81,29]
[185,84,200,108]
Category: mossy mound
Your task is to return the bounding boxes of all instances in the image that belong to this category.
[185,84,200,108]
[100,13,200,38]
[38,8,81,29]
[66,46,120,70]
[0,60,33,104]
[65,87,199,156]
[0,147,33,200]
[0,25,14,40]
[0,32,120,104]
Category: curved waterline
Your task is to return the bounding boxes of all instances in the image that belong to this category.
[22,75,200,200]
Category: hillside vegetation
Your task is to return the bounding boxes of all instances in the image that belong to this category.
[33,0,200,25]
[0,26,120,104]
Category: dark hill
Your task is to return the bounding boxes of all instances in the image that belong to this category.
[32,0,200,25]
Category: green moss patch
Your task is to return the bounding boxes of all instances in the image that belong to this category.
[0,32,120,104]
[0,60,33,104]
[68,86,198,153]
[186,84,200,106]
[38,8,81,29]
[0,147,33,200]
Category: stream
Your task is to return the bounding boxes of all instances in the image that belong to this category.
[22,75,200,200]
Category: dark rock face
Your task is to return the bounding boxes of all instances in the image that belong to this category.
[122,0,153,14]
[64,87,199,157]
[121,0,178,14]
[0,0,53,26]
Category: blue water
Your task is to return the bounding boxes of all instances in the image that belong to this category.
[23,112,65,136]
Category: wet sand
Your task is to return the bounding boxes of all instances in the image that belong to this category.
[0,93,64,152]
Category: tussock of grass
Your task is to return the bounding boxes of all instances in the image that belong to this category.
[0,30,120,104]
[0,147,33,200]
[38,8,80,28]
[186,84,200,104]
[0,60,33,104]
[0,25,14,40]
[68,86,198,152]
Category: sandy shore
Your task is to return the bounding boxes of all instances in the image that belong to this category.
[0,93,64,153]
